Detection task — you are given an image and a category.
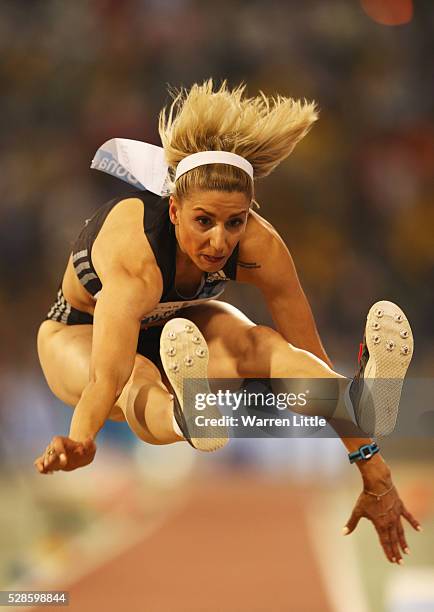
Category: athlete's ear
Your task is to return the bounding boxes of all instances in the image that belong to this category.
[168,195,180,225]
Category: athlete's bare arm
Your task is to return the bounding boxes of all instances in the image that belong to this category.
[70,198,163,440]
[236,211,398,487]
[35,199,163,473]
[237,211,332,368]
[69,272,161,440]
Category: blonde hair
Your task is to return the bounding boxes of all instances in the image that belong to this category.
[158,79,318,201]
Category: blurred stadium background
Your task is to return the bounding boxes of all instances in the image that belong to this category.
[1,1,433,611]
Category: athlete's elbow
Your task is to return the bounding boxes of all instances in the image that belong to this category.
[86,374,126,403]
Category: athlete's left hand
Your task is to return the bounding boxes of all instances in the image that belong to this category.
[343,483,421,564]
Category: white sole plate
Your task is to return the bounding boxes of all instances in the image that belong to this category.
[160,318,229,452]
[358,300,414,436]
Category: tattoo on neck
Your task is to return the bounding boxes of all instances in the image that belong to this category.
[237,260,261,269]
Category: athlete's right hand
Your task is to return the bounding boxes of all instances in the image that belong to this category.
[34,436,97,474]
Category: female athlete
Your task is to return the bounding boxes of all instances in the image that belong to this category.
[34,81,420,564]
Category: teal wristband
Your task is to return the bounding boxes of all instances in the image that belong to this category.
[348,442,379,464]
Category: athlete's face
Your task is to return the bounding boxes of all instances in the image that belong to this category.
[169,190,250,272]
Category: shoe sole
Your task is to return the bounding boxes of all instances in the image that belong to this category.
[358,300,414,436]
[160,318,229,452]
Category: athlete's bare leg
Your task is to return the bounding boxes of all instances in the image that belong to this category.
[37,298,348,449]
[37,320,182,444]
[183,302,337,377]
[181,301,349,421]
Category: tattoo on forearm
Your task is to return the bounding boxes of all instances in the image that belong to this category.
[237,260,261,269]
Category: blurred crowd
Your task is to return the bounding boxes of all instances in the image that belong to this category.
[0,0,434,367]
[1,0,433,378]
[0,1,433,594]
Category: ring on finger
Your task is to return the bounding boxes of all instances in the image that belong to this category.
[47,448,56,456]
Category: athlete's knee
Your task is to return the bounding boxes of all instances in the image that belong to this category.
[237,325,283,375]
[117,369,176,444]
[135,383,176,442]
[120,356,163,404]
[244,325,282,353]
[119,357,171,409]
[131,355,162,384]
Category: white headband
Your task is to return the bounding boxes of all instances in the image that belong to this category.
[91,139,253,195]
[175,151,253,181]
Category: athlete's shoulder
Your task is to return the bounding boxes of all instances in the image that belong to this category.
[97,189,167,231]
[92,191,163,282]
[106,189,162,214]
[239,209,285,263]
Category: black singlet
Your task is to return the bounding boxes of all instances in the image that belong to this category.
[70,190,239,325]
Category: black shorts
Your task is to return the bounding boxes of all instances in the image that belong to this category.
[45,287,164,366]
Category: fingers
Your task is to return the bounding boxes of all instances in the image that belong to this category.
[397,518,410,556]
[343,509,361,535]
[389,524,403,565]
[402,505,422,532]
[34,455,55,475]
[34,456,46,474]
[375,525,396,563]
[46,436,92,468]
[43,447,57,470]
[43,444,61,471]
[40,436,80,473]
[51,437,68,467]
[34,436,97,475]
[376,517,411,564]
